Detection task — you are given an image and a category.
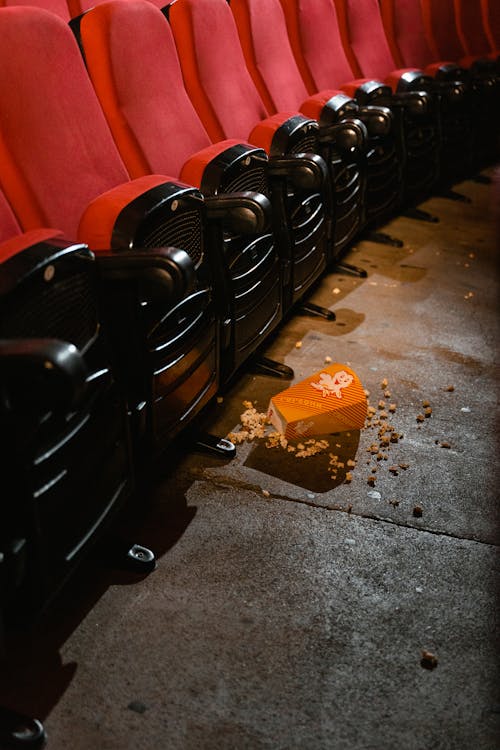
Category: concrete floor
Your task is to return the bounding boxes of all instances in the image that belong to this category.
[1,171,499,749]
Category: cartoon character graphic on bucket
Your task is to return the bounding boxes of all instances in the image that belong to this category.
[310,370,354,399]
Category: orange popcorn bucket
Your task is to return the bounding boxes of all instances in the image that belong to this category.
[267,363,367,440]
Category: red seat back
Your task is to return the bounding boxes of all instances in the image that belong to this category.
[231,0,310,113]
[420,0,465,62]
[169,0,269,142]
[481,0,500,50]
[0,0,70,22]
[332,0,398,80]
[279,0,357,92]
[454,0,494,58]
[379,0,436,69]
[481,0,500,51]
[0,7,130,238]
[68,0,100,18]
[67,0,168,20]
[78,0,212,179]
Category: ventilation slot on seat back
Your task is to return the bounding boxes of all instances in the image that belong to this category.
[0,271,98,352]
[137,209,203,268]
[288,133,318,155]
[222,163,269,197]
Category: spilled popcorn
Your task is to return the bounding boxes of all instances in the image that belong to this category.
[362,378,409,485]
[227,403,332,460]
[226,372,419,492]
[226,397,356,486]
[227,403,268,444]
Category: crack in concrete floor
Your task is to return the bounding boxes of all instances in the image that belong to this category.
[197,470,500,549]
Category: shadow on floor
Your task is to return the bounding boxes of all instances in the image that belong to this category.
[244,430,361,494]
[0,455,200,727]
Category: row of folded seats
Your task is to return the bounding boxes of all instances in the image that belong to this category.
[0,0,498,633]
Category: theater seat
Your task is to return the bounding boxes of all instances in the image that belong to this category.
[0,5,226,460]
[0,224,135,623]
[378,0,476,183]
[230,0,402,248]
[380,1,474,82]
[68,0,334,300]
[0,173,214,619]
[421,0,497,74]
[280,0,440,217]
[453,0,500,116]
[336,0,477,193]
[0,189,206,743]
[71,0,290,386]
[481,0,500,54]
[416,0,500,167]
[454,0,499,66]
[335,0,494,183]
[168,0,356,279]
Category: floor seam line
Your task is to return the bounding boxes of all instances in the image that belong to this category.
[202,474,499,549]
